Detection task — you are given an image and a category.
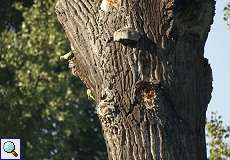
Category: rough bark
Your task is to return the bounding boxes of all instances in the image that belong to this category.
[55,0,215,159]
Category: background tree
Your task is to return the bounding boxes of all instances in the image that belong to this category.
[224,2,230,27]
[56,0,215,159]
[206,112,230,160]
[0,0,106,159]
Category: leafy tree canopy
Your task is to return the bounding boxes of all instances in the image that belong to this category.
[206,112,230,160]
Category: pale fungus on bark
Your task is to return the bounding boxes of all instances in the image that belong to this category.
[56,0,215,159]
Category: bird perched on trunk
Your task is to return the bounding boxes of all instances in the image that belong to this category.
[87,89,96,101]
[60,51,74,61]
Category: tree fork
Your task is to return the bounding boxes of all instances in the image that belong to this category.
[55,0,215,159]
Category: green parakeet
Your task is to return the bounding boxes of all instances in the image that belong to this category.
[87,89,95,101]
[60,51,74,60]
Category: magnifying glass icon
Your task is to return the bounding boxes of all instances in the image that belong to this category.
[3,141,18,157]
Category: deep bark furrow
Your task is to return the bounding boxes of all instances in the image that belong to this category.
[127,125,135,159]
[149,123,158,160]
[76,0,93,14]
[67,1,86,25]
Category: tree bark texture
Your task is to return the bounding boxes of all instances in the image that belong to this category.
[56,0,215,159]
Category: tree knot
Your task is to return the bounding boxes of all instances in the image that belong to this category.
[135,81,161,110]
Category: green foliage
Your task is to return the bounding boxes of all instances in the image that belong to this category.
[224,2,230,27]
[0,0,33,32]
[206,112,230,160]
[0,0,106,159]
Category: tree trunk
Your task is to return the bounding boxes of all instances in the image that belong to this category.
[55,0,215,159]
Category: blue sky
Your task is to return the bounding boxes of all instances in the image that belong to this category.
[205,0,230,124]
